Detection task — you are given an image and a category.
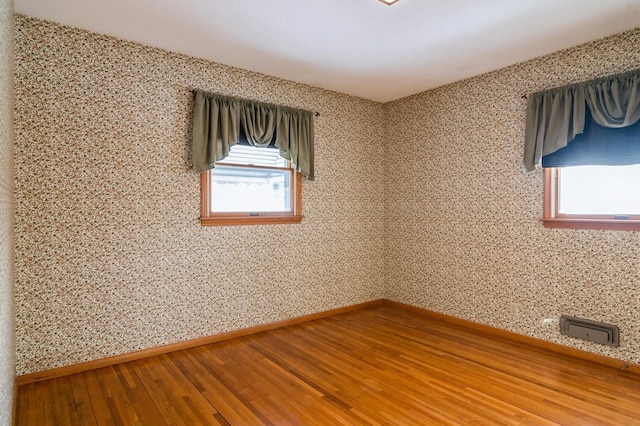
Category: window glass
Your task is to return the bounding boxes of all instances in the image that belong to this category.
[218,144,287,167]
[200,144,302,226]
[211,165,291,212]
[557,165,640,215]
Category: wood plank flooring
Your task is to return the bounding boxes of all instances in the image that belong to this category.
[15,306,640,425]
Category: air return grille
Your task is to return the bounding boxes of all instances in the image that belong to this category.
[560,315,619,347]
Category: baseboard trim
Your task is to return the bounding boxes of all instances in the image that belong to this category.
[16,298,638,385]
[383,300,640,375]
[16,299,384,385]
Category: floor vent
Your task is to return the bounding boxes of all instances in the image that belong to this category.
[560,315,619,347]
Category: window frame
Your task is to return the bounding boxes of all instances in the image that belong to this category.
[542,167,640,231]
[200,160,303,227]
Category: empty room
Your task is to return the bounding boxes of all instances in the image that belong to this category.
[2,0,640,424]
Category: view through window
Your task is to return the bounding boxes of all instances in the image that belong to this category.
[557,165,640,215]
[210,145,291,213]
[200,145,302,226]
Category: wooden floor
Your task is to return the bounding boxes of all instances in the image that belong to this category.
[15,306,640,425]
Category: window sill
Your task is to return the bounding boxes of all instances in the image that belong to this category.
[201,215,303,227]
[541,218,640,231]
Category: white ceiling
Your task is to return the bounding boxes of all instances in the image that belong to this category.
[14,0,640,102]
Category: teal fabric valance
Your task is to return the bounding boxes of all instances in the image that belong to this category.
[192,91,315,180]
[523,68,640,172]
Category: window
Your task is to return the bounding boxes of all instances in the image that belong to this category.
[523,70,640,231]
[200,145,302,226]
[543,165,640,231]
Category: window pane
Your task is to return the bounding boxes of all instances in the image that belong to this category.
[558,165,640,215]
[210,165,291,212]
[220,145,287,167]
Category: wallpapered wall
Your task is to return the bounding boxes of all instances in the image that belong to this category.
[385,28,640,363]
[13,15,640,375]
[14,16,386,375]
[0,0,15,423]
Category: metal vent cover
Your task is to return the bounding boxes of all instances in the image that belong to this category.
[560,315,619,347]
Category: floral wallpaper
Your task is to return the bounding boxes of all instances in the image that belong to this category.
[13,16,386,375]
[384,28,640,364]
[14,14,640,376]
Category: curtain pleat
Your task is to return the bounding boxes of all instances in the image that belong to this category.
[192,92,240,173]
[241,103,277,147]
[192,91,314,180]
[586,71,640,128]
[523,87,585,172]
[276,108,314,181]
[523,68,640,172]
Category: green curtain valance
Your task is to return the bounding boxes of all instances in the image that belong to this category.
[523,68,640,172]
[192,91,315,180]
